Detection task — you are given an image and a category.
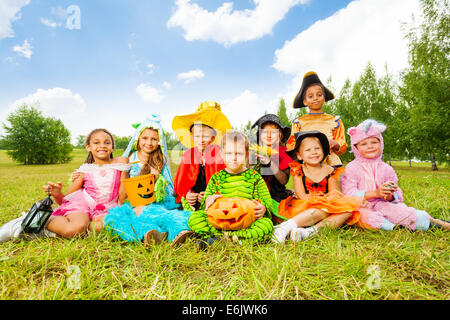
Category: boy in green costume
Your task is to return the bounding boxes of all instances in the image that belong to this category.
[188,131,274,244]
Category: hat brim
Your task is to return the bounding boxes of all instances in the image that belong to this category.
[292,72,335,109]
[172,109,232,149]
[286,130,330,162]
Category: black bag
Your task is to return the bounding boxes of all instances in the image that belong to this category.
[21,196,54,233]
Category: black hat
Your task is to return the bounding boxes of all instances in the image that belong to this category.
[286,130,330,163]
[251,114,291,144]
[293,71,335,109]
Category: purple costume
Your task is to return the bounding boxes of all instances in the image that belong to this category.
[340,120,430,231]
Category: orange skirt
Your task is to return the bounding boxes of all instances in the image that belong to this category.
[277,190,361,225]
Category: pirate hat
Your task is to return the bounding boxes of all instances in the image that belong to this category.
[293,71,335,109]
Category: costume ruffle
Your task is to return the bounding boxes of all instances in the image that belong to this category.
[77,163,131,173]
[104,201,191,242]
[52,189,119,220]
[289,161,344,179]
[277,190,361,225]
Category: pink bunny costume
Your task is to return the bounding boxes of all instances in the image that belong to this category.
[340,119,430,231]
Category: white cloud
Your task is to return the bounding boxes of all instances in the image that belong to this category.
[221,90,273,128]
[273,0,422,93]
[147,63,156,74]
[10,87,87,118]
[167,0,310,46]
[177,69,205,83]
[40,17,62,28]
[136,83,164,103]
[163,81,172,89]
[8,88,87,142]
[0,0,30,39]
[13,40,33,59]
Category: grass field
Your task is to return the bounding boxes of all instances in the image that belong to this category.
[0,149,449,300]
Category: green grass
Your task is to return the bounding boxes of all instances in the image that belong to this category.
[0,150,449,300]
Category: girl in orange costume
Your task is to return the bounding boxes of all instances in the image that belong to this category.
[272,131,361,243]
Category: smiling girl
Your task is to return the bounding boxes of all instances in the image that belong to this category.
[103,116,193,246]
[44,128,130,238]
[272,130,361,243]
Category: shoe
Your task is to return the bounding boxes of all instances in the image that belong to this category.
[0,213,26,243]
[290,226,318,242]
[143,229,168,245]
[170,230,194,247]
[271,219,297,244]
[196,237,219,251]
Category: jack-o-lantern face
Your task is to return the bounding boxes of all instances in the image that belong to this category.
[207,197,257,231]
[123,174,156,207]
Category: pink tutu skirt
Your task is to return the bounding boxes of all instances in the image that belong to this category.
[52,190,118,220]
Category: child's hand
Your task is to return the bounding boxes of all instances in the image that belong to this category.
[198,191,205,203]
[377,181,397,200]
[71,170,81,182]
[204,195,223,211]
[329,139,340,151]
[252,200,266,220]
[255,153,270,166]
[186,192,198,208]
[133,206,146,216]
[43,181,63,198]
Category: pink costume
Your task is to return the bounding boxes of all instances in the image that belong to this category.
[52,162,130,220]
[340,119,430,231]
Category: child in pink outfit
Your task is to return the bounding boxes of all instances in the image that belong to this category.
[340,119,449,231]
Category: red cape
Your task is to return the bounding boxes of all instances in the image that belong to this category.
[174,145,226,203]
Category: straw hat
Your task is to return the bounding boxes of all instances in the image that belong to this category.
[172,101,232,149]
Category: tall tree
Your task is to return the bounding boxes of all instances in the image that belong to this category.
[2,105,73,165]
[401,0,450,169]
[276,98,291,127]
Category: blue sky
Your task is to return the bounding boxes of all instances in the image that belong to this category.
[0,0,421,142]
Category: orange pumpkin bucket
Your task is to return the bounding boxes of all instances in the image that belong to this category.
[207,197,257,231]
[122,174,156,207]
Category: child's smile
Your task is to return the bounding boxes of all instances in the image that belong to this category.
[297,137,324,166]
[303,84,325,112]
[86,131,113,162]
[138,128,160,155]
[356,137,381,159]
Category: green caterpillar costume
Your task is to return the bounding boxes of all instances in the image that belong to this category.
[187,169,274,244]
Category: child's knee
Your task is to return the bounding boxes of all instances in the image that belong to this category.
[61,223,89,238]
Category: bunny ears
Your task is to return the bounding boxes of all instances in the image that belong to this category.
[347,119,386,146]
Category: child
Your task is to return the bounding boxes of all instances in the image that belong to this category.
[188,131,274,244]
[172,101,232,211]
[43,129,129,239]
[103,116,194,245]
[272,130,361,243]
[287,71,347,167]
[340,119,450,231]
[250,114,293,221]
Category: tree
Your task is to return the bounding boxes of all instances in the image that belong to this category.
[401,0,450,170]
[74,135,86,148]
[113,135,132,150]
[276,98,291,128]
[2,105,73,164]
[328,63,405,164]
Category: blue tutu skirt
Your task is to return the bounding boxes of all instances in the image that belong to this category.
[104,195,191,242]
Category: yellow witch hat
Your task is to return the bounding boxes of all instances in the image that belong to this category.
[172,101,232,149]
